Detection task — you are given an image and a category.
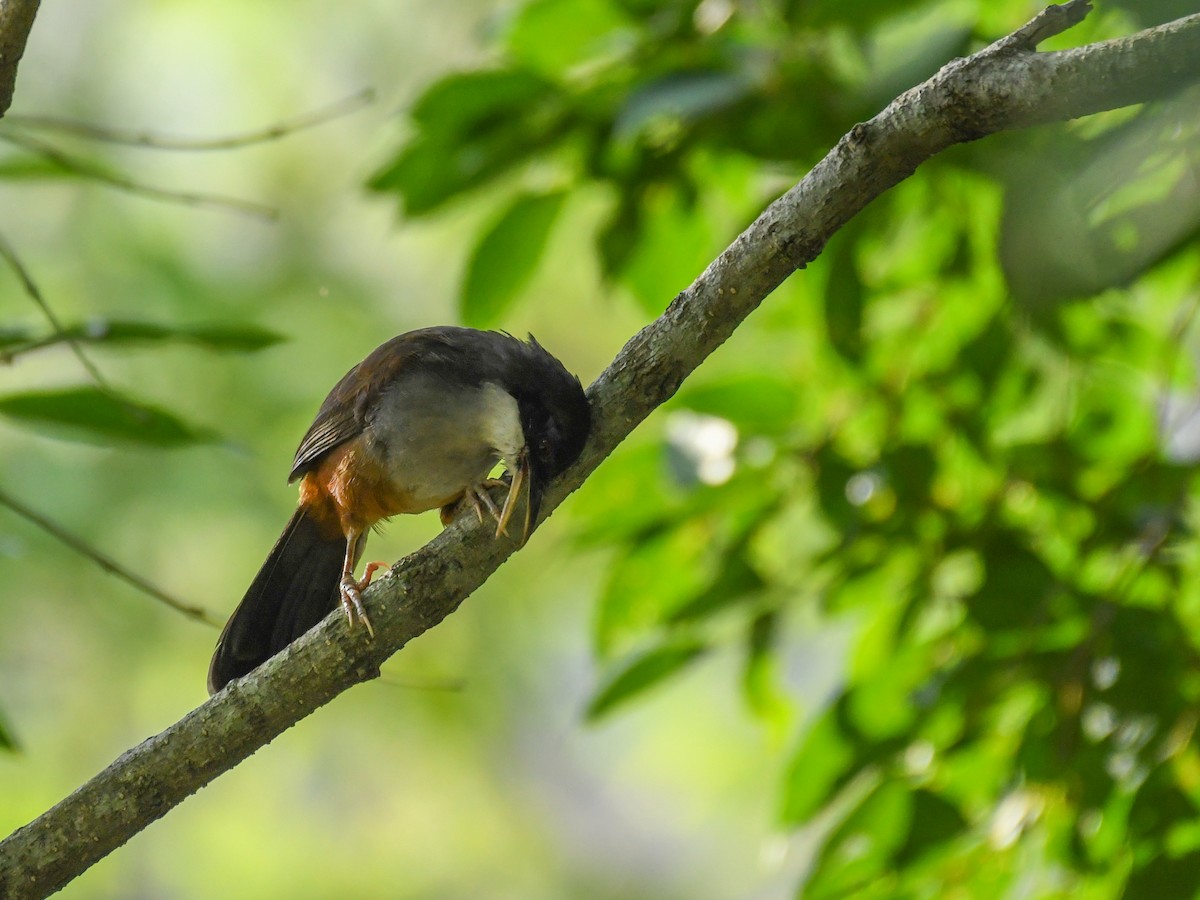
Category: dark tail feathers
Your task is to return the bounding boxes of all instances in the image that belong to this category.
[208,508,352,694]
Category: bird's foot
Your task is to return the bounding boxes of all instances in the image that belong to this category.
[339,564,387,639]
[442,479,510,530]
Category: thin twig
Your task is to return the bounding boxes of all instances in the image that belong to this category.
[2,88,375,151]
[0,130,278,220]
[0,230,109,387]
[0,485,220,626]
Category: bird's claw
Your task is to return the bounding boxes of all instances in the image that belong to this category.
[339,570,381,639]
[463,481,505,526]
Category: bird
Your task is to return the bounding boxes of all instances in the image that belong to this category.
[207,326,591,694]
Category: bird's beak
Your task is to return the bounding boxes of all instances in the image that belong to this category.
[496,450,534,544]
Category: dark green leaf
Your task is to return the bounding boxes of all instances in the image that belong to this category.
[614,71,749,141]
[368,71,567,215]
[0,320,283,354]
[461,191,566,327]
[0,154,75,180]
[596,196,642,282]
[0,388,217,447]
[0,707,18,752]
[895,790,967,866]
[0,325,34,349]
[94,320,284,352]
[1127,852,1200,898]
[409,70,557,137]
[823,237,864,362]
[586,640,706,720]
[968,533,1057,631]
[668,550,765,623]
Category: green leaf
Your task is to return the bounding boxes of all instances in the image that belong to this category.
[668,550,765,623]
[1000,99,1200,310]
[87,320,285,352]
[0,388,217,447]
[895,790,967,866]
[781,707,857,824]
[823,236,864,362]
[0,707,18,752]
[596,197,641,283]
[0,154,75,180]
[595,519,717,655]
[586,640,706,720]
[806,781,913,899]
[460,191,566,327]
[572,443,683,543]
[1127,851,1200,898]
[620,184,714,314]
[368,70,567,216]
[409,70,557,137]
[676,374,798,435]
[506,0,637,79]
[0,320,283,353]
[968,533,1057,631]
[614,71,749,141]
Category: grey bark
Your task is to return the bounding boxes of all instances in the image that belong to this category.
[0,0,39,117]
[3,3,1200,897]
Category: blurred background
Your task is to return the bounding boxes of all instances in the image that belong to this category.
[2,0,1199,897]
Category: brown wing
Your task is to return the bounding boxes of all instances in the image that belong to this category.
[287,334,419,482]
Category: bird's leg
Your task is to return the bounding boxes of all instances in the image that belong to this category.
[338,530,376,638]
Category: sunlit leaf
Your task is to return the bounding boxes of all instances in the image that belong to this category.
[619,183,715,314]
[805,781,912,899]
[0,388,217,447]
[461,191,566,327]
[506,0,637,79]
[780,707,857,824]
[676,375,798,435]
[586,640,707,720]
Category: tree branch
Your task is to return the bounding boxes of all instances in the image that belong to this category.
[0,0,39,118]
[4,4,1200,897]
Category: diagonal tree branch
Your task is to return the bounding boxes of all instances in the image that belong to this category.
[3,4,1200,897]
[0,0,39,118]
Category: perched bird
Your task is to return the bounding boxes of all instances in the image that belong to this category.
[208,326,591,693]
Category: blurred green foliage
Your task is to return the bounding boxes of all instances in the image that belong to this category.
[367,0,1200,894]
[2,0,1199,896]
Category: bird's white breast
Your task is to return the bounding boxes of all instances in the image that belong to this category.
[364,375,524,513]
